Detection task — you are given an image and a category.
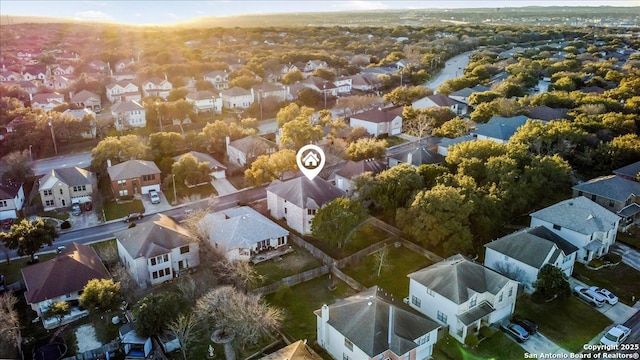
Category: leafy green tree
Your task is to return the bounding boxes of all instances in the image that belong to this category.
[383,86,432,106]
[276,103,314,127]
[417,164,449,189]
[281,70,304,85]
[0,218,59,262]
[311,198,368,248]
[1,150,34,182]
[135,292,186,337]
[279,118,323,150]
[91,135,150,171]
[312,68,336,81]
[244,149,297,186]
[510,120,586,156]
[365,163,423,212]
[148,132,187,159]
[345,138,387,161]
[433,118,470,138]
[80,279,123,313]
[167,87,190,101]
[172,153,211,186]
[468,91,503,106]
[533,264,570,301]
[43,301,70,326]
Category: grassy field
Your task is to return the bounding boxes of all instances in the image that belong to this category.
[0,254,57,284]
[103,199,145,221]
[515,295,611,352]
[573,262,640,306]
[253,244,323,286]
[342,244,434,299]
[434,333,526,360]
[383,135,409,147]
[303,221,391,259]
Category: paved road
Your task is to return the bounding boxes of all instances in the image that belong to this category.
[424,51,473,92]
[33,151,93,176]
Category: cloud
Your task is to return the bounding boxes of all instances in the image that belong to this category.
[73,10,115,21]
[167,12,180,20]
[332,1,390,11]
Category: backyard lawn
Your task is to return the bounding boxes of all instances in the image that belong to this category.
[434,333,526,360]
[253,244,323,286]
[342,244,434,299]
[0,254,57,284]
[617,229,640,249]
[103,199,145,221]
[515,295,611,352]
[573,262,640,306]
[303,221,391,259]
[383,135,408,147]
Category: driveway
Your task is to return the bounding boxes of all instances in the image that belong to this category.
[68,210,100,230]
[568,277,637,323]
[518,332,570,356]
[610,242,640,272]
[211,178,238,196]
[142,191,173,214]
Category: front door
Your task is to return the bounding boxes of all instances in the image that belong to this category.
[133,181,139,195]
[178,260,185,271]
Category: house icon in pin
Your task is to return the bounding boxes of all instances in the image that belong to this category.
[302,151,320,168]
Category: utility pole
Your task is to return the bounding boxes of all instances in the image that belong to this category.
[48,116,58,155]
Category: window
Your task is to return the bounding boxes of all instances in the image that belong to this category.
[73,185,87,192]
[0,200,6,208]
[142,174,156,181]
[562,254,572,263]
[284,208,287,214]
[117,180,126,185]
[591,194,596,201]
[343,355,350,360]
[152,271,158,279]
[411,295,421,308]
[553,224,561,231]
[470,297,477,307]
[509,287,513,297]
[163,254,169,262]
[158,269,164,277]
[45,200,55,206]
[150,258,157,266]
[608,200,614,208]
[180,245,190,254]
[344,338,353,351]
[119,190,128,196]
[307,209,317,215]
[437,311,447,324]
[426,287,434,296]
[165,267,170,276]
[499,293,503,302]
[43,189,52,196]
[59,189,63,195]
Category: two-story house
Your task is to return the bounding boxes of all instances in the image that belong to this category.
[31,92,65,111]
[111,100,146,131]
[408,254,519,344]
[315,286,440,360]
[252,82,287,103]
[529,196,620,264]
[484,226,579,292]
[412,94,460,115]
[0,181,25,220]
[105,80,141,104]
[267,176,346,235]
[221,86,253,109]
[107,159,161,199]
[334,159,387,194]
[116,214,199,288]
[349,107,403,137]
[39,167,94,211]
[141,76,173,99]
[226,135,277,168]
[71,89,101,112]
[186,90,222,114]
[204,70,229,90]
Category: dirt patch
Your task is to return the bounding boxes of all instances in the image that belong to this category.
[75,324,103,353]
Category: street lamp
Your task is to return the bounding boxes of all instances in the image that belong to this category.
[48,116,58,155]
[258,89,263,121]
[323,83,327,109]
[172,173,177,205]
[155,102,162,132]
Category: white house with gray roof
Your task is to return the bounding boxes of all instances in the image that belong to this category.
[198,206,289,262]
[267,176,346,235]
[315,286,440,360]
[484,226,579,292]
[529,196,620,264]
[408,254,519,344]
[39,167,94,211]
[116,214,199,288]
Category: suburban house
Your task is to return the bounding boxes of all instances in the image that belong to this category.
[88,60,109,72]
[186,90,222,113]
[525,106,568,122]
[349,107,403,137]
[614,161,640,182]
[348,74,375,92]
[141,76,173,99]
[259,340,323,360]
[107,159,161,198]
[437,135,476,156]
[0,181,25,220]
[300,76,339,96]
[111,100,146,131]
[71,89,101,112]
[62,108,97,138]
[573,175,640,232]
[30,92,65,111]
[226,135,277,167]
[388,141,445,168]
[173,151,227,179]
[334,158,387,193]
[304,60,329,73]
[408,254,519,343]
[449,85,491,106]
[116,214,200,287]
[471,115,529,144]
[52,64,75,75]
[484,226,579,292]
[105,80,141,103]
[0,70,22,82]
[333,76,353,94]
[47,75,75,91]
[412,94,460,115]
[252,82,287,103]
[221,86,254,109]
[199,206,289,262]
[204,70,229,90]
[39,167,94,211]
[22,65,47,81]
[315,286,440,360]
[267,176,346,234]
[529,196,620,264]
[21,242,111,328]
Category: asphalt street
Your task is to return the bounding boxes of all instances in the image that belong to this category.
[424,50,473,91]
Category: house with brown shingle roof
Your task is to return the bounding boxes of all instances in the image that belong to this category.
[107,159,161,199]
[349,106,403,137]
[334,159,387,193]
[412,94,460,115]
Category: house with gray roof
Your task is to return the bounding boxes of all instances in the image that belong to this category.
[116,214,199,287]
[573,175,640,232]
[107,159,161,199]
[267,176,346,234]
[525,105,568,122]
[437,135,475,156]
[449,85,491,106]
[530,196,620,264]
[407,254,519,343]
[315,286,440,360]
[412,94,460,115]
[613,161,640,182]
[484,226,579,292]
[39,167,94,211]
[199,206,289,262]
[173,151,227,179]
[388,143,444,168]
[226,135,277,168]
[335,158,387,193]
[471,115,529,144]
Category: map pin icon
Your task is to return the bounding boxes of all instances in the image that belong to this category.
[296,144,325,181]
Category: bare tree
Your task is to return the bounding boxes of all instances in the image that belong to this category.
[0,292,20,351]
[112,263,137,301]
[95,241,119,264]
[493,262,528,284]
[373,246,392,277]
[213,260,263,293]
[167,313,201,360]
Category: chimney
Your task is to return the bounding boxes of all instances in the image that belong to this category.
[250,88,255,100]
[107,159,112,168]
[388,305,394,345]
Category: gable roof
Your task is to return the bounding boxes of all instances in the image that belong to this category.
[115,214,193,259]
[39,167,92,190]
[199,206,289,251]
[259,340,322,360]
[267,176,345,209]
[525,106,568,121]
[350,106,402,124]
[336,159,387,179]
[408,254,511,304]
[388,145,444,166]
[0,181,23,200]
[22,242,110,304]
[425,94,457,107]
[228,135,276,154]
[63,108,95,120]
[573,175,640,203]
[173,151,226,171]
[32,92,64,104]
[221,86,251,97]
[71,89,100,103]
[314,286,439,358]
[107,160,160,181]
[613,161,640,181]
[111,100,144,113]
[529,196,620,235]
[186,90,218,101]
[486,226,578,269]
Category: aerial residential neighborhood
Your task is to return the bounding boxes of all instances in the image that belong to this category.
[0,2,639,360]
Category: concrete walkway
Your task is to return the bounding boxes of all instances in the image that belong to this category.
[211,178,238,196]
[611,242,640,271]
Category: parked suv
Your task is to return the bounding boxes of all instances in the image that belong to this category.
[512,315,538,335]
[501,322,530,343]
[123,212,144,222]
[149,189,161,204]
[589,286,618,305]
[573,285,606,307]
[71,203,82,216]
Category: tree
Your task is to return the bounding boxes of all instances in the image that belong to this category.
[276,103,314,127]
[167,87,190,101]
[1,150,33,182]
[374,247,391,277]
[0,292,20,351]
[135,292,186,337]
[312,68,336,81]
[195,286,282,349]
[43,301,70,326]
[364,163,423,212]
[433,118,470,138]
[345,137,387,161]
[91,135,150,171]
[0,218,59,262]
[79,278,123,313]
[311,198,368,248]
[172,153,211,186]
[533,264,570,301]
[383,86,432,106]
[345,126,371,143]
[148,132,187,158]
[167,314,201,360]
[244,149,297,187]
[281,70,304,85]
[279,118,323,150]
[402,107,455,137]
[213,260,263,293]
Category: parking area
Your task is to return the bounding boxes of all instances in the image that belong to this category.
[68,209,100,230]
[517,331,570,356]
[568,277,637,323]
[141,191,173,214]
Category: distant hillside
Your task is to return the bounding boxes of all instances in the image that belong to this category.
[0,15,115,26]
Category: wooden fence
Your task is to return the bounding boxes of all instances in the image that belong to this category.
[288,234,334,265]
[330,267,367,292]
[252,265,329,295]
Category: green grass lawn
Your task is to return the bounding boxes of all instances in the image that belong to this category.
[303,221,391,259]
[573,262,640,306]
[342,244,434,299]
[0,254,57,284]
[434,333,526,360]
[36,210,70,221]
[617,230,640,249]
[254,244,323,286]
[383,135,408,147]
[515,295,611,352]
[164,182,217,205]
[103,199,145,221]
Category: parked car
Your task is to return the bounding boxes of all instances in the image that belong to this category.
[512,315,538,335]
[600,324,631,346]
[573,285,606,307]
[589,286,618,305]
[149,190,161,204]
[71,203,82,216]
[501,322,530,343]
[56,245,66,254]
[123,212,144,222]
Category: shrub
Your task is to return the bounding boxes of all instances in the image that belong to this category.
[465,333,479,347]
[60,220,71,229]
[588,258,604,268]
[119,195,134,201]
[602,253,622,264]
[479,326,493,339]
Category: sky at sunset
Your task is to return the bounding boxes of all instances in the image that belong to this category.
[1,1,638,26]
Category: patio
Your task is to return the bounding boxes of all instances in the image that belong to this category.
[251,245,294,264]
